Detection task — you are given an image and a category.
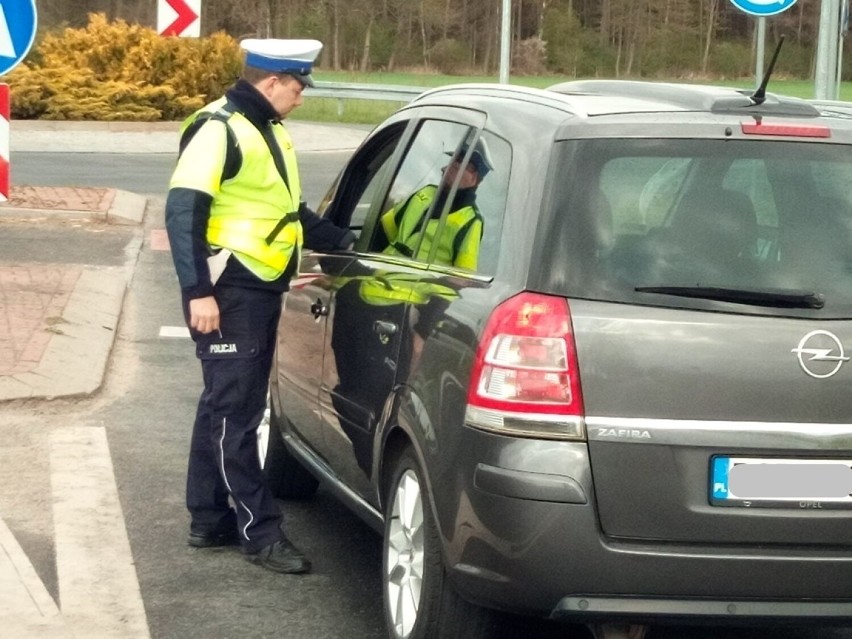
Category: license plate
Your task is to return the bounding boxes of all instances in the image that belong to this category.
[710,456,852,509]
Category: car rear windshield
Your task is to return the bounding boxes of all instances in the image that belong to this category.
[534,138,852,319]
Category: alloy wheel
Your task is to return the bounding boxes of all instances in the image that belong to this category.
[385,469,425,639]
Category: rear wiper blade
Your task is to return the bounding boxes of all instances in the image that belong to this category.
[635,285,825,309]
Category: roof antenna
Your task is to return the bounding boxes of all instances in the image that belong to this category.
[752,35,785,106]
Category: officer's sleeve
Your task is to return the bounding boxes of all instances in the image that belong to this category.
[454,217,483,271]
[165,121,228,299]
[299,202,356,251]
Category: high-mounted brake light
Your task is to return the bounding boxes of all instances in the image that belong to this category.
[465,292,585,440]
[741,122,831,138]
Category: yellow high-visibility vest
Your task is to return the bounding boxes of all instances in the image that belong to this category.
[380,185,482,271]
[172,97,303,281]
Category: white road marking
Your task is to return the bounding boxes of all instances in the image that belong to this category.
[50,426,150,638]
[159,325,190,338]
[0,516,63,626]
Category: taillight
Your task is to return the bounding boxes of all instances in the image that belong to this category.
[465,292,585,440]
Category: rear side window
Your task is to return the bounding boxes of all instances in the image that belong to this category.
[537,139,852,318]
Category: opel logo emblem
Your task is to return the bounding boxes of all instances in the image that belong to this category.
[791,330,850,379]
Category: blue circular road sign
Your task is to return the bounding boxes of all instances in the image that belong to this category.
[0,0,38,75]
[729,0,798,17]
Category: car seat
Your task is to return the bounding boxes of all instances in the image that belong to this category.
[664,188,758,285]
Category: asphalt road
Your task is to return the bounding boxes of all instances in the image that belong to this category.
[2,151,852,639]
[10,150,346,205]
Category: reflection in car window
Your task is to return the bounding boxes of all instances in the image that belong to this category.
[541,139,852,317]
[366,122,511,276]
[370,120,474,265]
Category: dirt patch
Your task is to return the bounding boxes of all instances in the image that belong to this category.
[4,186,113,212]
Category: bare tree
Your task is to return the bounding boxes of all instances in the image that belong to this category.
[701,0,720,74]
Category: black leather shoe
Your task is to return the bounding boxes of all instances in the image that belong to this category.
[187,528,239,548]
[245,537,311,574]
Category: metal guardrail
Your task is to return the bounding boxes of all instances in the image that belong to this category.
[304,81,427,115]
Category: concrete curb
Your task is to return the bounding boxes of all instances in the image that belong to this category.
[0,189,148,226]
[107,190,148,225]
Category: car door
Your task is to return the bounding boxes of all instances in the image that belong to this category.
[273,248,349,458]
[317,109,488,502]
[271,126,407,462]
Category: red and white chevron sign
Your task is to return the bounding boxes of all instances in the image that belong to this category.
[0,84,9,202]
[157,0,201,37]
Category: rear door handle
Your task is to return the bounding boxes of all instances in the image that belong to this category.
[310,299,328,319]
[373,320,398,344]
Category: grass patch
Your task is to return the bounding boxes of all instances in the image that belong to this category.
[292,97,405,125]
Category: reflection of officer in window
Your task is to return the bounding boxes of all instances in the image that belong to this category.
[330,272,459,473]
[379,140,493,270]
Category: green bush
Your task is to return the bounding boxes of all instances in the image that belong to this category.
[641,25,701,78]
[428,39,469,75]
[543,7,594,77]
[707,40,752,78]
[773,40,814,79]
[367,19,399,70]
[7,13,241,121]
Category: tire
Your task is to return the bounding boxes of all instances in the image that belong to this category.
[588,623,650,639]
[261,399,319,499]
[382,447,497,639]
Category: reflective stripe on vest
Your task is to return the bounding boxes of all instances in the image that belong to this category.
[334,273,460,307]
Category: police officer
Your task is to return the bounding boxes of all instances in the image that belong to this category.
[165,38,354,574]
[380,140,493,270]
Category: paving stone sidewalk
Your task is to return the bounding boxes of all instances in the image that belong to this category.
[0,186,146,402]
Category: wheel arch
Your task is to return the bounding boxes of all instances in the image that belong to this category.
[376,384,445,540]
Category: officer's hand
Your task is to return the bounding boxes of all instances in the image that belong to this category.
[189,296,220,334]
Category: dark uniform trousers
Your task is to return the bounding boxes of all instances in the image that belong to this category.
[183,284,283,554]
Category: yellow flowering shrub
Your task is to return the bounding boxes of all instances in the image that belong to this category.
[6,13,242,121]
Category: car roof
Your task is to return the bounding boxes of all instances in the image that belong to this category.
[413,80,823,119]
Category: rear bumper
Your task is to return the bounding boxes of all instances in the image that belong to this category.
[551,596,852,622]
[436,428,852,621]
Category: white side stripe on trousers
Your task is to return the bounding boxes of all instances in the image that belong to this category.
[217,417,254,542]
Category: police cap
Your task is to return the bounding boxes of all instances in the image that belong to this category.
[240,38,323,88]
[446,138,494,179]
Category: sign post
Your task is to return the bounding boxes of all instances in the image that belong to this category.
[755,18,766,87]
[815,0,843,99]
[0,0,39,203]
[728,1,798,87]
[0,84,9,201]
[157,0,201,38]
[499,0,510,84]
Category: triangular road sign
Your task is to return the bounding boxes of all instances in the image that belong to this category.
[0,6,17,58]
